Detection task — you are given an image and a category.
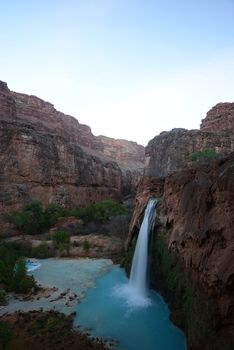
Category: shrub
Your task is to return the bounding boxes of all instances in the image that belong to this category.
[0,289,6,305]
[3,200,127,235]
[32,242,53,259]
[71,200,127,223]
[46,316,65,331]
[11,257,35,293]
[52,230,70,255]
[3,201,65,235]
[0,243,36,294]
[190,149,218,162]
[82,240,90,252]
[0,321,13,349]
[44,203,65,227]
[3,201,44,235]
[5,240,33,258]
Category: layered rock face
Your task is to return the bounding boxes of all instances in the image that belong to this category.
[98,135,145,168]
[0,80,145,218]
[161,154,234,337]
[0,120,122,214]
[0,82,144,167]
[128,154,234,344]
[10,91,104,151]
[201,102,234,133]
[128,103,234,346]
[98,135,145,196]
[0,81,16,119]
[145,128,234,177]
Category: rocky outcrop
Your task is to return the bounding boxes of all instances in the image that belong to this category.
[0,81,16,119]
[127,153,234,347]
[127,102,234,347]
[98,135,145,168]
[201,103,234,133]
[145,128,234,177]
[10,91,104,151]
[98,135,145,197]
[126,176,164,247]
[161,154,234,336]
[0,80,145,220]
[0,120,122,215]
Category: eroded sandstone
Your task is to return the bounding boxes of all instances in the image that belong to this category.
[200,102,234,133]
[0,80,145,222]
[145,128,234,177]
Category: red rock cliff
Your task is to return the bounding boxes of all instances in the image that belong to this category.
[127,102,234,347]
[98,135,145,169]
[145,128,234,177]
[0,80,145,221]
[200,102,234,133]
[0,120,122,215]
[0,81,16,119]
[0,81,145,169]
[161,154,234,338]
[128,154,234,346]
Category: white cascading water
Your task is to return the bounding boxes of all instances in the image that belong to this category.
[129,198,157,298]
[113,198,157,307]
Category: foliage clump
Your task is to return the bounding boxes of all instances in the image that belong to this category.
[52,230,70,255]
[190,149,218,162]
[32,242,53,258]
[69,200,127,223]
[3,200,127,235]
[82,240,90,252]
[0,241,36,294]
[46,316,65,331]
[3,201,66,235]
[0,321,13,349]
[0,289,6,305]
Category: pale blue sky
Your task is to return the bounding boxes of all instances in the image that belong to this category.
[0,0,234,145]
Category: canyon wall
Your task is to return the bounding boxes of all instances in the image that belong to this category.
[10,91,104,151]
[200,102,234,133]
[145,128,234,177]
[98,135,145,168]
[0,80,145,220]
[98,135,145,196]
[0,120,122,214]
[127,102,234,348]
[128,154,234,346]
[161,154,234,337]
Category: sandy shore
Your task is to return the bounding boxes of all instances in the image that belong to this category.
[0,257,114,317]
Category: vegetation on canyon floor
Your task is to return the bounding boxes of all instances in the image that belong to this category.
[0,241,36,300]
[0,199,128,306]
[52,230,71,255]
[0,310,107,350]
[0,320,13,350]
[3,200,127,235]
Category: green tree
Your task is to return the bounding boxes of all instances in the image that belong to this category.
[71,200,127,223]
[11,257,35,293]
[44,203,65,227]
[190,149,218,162]
[52,230,70,255]
[0,289,6,305]
[82,240,90,252]
[0,321,13,349]
[3,200,45,234]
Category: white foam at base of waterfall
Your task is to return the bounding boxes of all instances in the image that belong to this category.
[113,283,152,308]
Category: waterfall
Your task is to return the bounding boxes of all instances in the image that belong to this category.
[113,198,157,307]
[129,198,157,298]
